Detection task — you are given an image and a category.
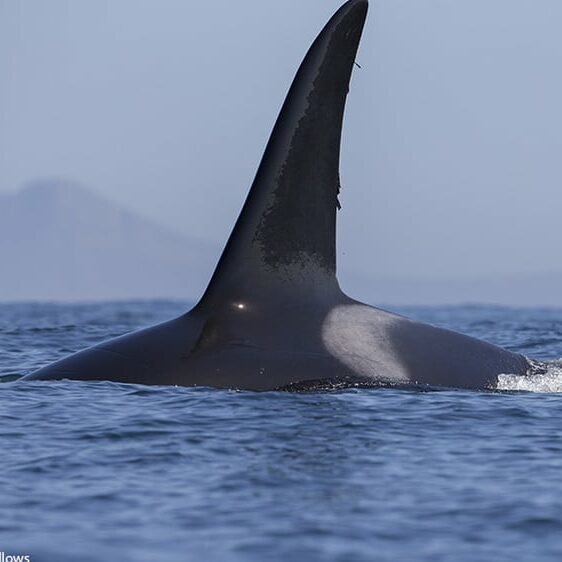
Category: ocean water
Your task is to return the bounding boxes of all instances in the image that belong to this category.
[2,301,562,562]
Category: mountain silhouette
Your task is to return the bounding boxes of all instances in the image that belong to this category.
[0,180,218,302]
[1,180,561,305]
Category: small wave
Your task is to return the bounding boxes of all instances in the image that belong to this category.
[0,373,23,383]
[497,359,562,393]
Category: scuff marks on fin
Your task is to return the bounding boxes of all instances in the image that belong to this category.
[197,0,368,306]
[251,3,367,272]
[336,177,342,211]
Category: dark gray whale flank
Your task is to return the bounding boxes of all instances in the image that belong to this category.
[24,0,530,390]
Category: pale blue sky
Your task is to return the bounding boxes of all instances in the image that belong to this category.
[1,0,561,288]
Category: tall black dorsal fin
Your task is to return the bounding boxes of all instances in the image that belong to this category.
[200,0,368,305]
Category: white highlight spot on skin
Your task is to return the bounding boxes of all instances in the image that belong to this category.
[321,304,410,383]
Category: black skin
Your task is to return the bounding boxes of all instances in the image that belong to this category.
[22,0,531,390]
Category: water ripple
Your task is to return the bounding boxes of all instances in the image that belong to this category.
[2,302,562,561]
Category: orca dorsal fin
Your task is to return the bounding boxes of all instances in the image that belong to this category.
[199,0,368,306]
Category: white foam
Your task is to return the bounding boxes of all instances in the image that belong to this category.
[497,359,562,393]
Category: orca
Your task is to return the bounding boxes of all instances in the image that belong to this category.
[24,0,531,390]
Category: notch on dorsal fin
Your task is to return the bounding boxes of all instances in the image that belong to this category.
[199,0,368,305]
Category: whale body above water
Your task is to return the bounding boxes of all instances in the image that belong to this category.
[24,0,532,390]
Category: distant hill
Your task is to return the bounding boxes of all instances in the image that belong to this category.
[1,179,561,306]
[0,180,219,302]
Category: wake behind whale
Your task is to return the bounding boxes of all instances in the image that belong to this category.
[497,360,562,393]
[22,0,546,391]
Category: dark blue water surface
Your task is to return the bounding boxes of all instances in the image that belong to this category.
[2,301,562,561]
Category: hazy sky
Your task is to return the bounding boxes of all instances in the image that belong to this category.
[2,0,562,285]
